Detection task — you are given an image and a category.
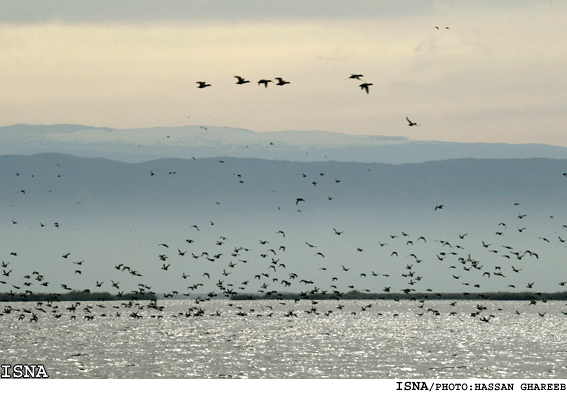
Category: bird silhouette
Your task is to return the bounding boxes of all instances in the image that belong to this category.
[234,76,250,85]
[359,83,373,94]
[196,81,211,88]
[275,77,290,86]
[406,117,420,126]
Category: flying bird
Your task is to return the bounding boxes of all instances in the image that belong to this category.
[406,117,420,126]
[196,81,211,88]
[275,77,290,86]
[359,83,373,94]
[234,76,250,85]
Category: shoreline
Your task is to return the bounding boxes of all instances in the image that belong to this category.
[1,289,566,302]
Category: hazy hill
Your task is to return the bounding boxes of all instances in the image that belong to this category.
[2,124,567,163]
[2,153,566,213]
[1,153,566,297]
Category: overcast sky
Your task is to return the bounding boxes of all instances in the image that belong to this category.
[1,1,566,146]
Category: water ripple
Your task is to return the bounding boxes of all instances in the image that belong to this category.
[1,299,566,378]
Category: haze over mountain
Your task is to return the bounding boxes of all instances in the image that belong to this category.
[3,124,567,164]
[1,151,566,297]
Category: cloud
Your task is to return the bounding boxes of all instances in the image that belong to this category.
[1,2,566,146]
[2,0,550,26]
[0,0,439,25]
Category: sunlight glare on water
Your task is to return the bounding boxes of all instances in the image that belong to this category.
[1,299,566,379]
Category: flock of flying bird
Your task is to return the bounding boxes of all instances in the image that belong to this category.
[0,22,565,322]
[192,25,459,128]
[196,73,421,127]
[1,148,567,324]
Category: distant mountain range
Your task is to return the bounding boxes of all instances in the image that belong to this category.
[2,153,566,214]
[1,152,566,295]
[1,124,567,296]
[2,124,567,164]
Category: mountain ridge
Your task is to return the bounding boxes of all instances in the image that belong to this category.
[1,153,566,294]
[2,124,567,164]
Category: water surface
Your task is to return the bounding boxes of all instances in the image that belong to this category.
[1,299,565,379]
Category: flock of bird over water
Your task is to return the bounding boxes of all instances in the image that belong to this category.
[1,33,567,322]
[1,147,567,325]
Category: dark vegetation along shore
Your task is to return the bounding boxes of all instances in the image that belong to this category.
[2,289,567,303]
[0,290,156,303]
[230,290,567,301]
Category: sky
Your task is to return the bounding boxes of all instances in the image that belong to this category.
[1,1,567,146]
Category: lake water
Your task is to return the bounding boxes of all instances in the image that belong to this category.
[1,299,566,379]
